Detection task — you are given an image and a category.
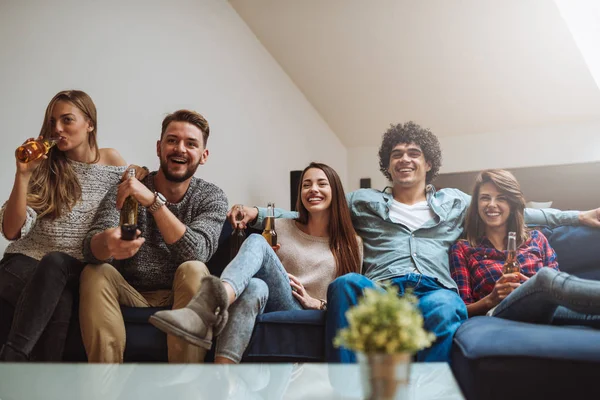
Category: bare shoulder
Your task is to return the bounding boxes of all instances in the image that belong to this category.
[356,235,363,246]
[98,148,127,166]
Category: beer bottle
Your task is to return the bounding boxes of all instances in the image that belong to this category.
[262,202,277,247]
[502,231,519,274]
[119,168,139,241]
[15,137,58,163]
[230,205,246,260]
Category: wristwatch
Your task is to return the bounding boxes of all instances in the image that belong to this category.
[148,192,166,214]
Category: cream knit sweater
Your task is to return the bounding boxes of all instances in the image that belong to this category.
[275,218,363,301]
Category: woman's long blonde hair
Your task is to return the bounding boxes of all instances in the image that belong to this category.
[27,90,100,219]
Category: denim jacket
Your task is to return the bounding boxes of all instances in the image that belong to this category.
[255,186,579,291]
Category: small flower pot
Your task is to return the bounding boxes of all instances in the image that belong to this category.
[357,352,411,400]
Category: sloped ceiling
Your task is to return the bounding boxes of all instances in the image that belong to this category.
[230,0,600,147]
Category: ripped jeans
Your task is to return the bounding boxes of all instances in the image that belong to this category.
[216,234,303,363]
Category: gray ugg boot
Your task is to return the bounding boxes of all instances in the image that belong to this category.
[149,275,229,350]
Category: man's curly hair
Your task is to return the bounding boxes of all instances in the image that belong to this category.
[378,121,442,184]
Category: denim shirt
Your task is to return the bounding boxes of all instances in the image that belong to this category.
[255,186,579,291]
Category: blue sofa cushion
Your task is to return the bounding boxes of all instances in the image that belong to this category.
[452,316,600,400]
[63,306,170,362]
[122,307,168,361]
[541,225,600,279]
[242,310,325,362]
[454,316,600,362]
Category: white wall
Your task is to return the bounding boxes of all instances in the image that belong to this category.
[347,120,600,191]
[348,146,389,192]
[0,0,346,252]
[438,120,600,173]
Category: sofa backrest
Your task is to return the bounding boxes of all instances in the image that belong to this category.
[208,222,600,281]
[206,222,263,277]
[206,221,233,277]
[540,225,600,281]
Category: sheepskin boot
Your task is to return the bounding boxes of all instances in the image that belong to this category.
[149,275,229,350]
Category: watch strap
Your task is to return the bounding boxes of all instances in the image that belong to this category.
[148,192,166,213]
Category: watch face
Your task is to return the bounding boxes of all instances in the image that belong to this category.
[157,192,167,203]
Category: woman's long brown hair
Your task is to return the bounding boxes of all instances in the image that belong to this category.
[27,90,100,219]
[295,162,361,277]
[464,169,529,247]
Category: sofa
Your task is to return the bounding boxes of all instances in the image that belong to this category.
[63,224,600,397]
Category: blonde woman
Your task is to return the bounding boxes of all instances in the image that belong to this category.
[0,90,145,361]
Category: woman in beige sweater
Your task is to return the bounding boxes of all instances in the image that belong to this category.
[150,162,363,363]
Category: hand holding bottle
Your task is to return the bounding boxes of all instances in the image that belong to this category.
[227,204,258,230]
[262,203,277,247]
[120,165,150,182]
[104,227,145,259]
[116,173,155,210]
[118,169,147,241]
[487,273,521,306]
[230,205,247,260]
[14,136,54,176]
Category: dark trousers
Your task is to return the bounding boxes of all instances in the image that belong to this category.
[0,252,85,361]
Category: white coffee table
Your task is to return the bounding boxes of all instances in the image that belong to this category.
[0,362,464,399]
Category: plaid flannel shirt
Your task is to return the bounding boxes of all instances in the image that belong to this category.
[449,230,559,304]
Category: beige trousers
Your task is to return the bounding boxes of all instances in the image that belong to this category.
[79,261,209,363]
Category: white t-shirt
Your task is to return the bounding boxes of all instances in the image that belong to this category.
[388,199,435,231]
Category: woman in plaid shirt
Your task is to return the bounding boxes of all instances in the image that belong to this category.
[449,169,600,324]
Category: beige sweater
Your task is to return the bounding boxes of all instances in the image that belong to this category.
[275,218,363,301]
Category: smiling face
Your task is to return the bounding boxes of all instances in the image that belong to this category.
[387,142,431,190]
[157,121,208,183]
[50,100,94,153]
[300,167,332,215]
[477,182,511,232]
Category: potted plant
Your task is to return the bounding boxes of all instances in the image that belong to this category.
[334,285,436,399]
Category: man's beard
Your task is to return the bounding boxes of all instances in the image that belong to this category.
[159,157,199,183]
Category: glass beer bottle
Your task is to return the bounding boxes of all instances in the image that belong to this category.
[119,168,139,241]
[262,202,277,247]
[230,205,246,260]
[502,231,519,274]
[15,137,58,163]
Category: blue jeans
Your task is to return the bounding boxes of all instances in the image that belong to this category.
[216,234,303,362]
[492,267,600,327]
[325,273,467,363]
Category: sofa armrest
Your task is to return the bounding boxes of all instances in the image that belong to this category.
[452,316,600,400]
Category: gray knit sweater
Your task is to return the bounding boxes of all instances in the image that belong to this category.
[83,172,228,291]
[0,161,126,261]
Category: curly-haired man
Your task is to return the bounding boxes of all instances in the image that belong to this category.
[327,121,470,362]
